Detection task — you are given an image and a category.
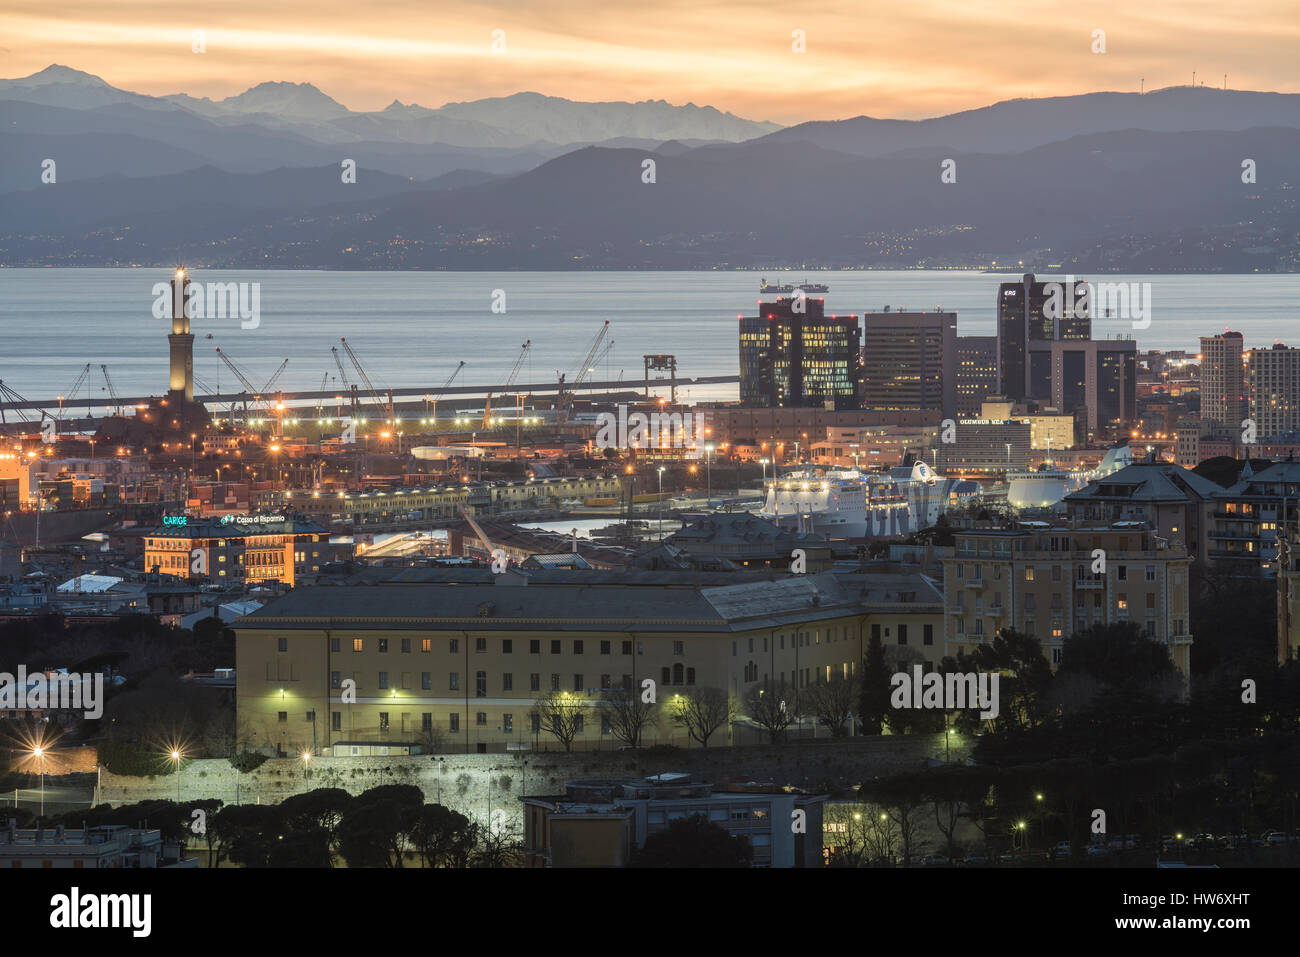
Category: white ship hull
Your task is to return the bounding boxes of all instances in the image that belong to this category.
[759,463,981,540]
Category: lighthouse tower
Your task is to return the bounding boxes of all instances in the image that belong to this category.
[168,267,195,402]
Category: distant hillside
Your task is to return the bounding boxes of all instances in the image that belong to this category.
[5,126,1296,270]
[759,87,1300,157]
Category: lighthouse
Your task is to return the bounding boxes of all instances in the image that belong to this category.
[168,267,195,402]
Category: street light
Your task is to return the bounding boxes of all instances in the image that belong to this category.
[302,750,312,781]
[657,467,666,541]
[704,443,714,509]
[32,745,45,817]
[171,749,183,802]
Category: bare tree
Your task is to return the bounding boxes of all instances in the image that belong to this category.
[598,688,658,747]
[533,691,588,752]
[669,687,737,748]
[801,671,860,737]
[742,683,794,743]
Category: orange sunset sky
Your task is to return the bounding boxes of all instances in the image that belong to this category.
[2,0,1297,124]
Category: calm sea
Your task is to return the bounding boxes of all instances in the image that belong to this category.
[1,269,1297,406]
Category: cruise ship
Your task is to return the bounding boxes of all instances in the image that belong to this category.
[1005,444,1134,510]
[759,278,831,295]
[759,461,979,540]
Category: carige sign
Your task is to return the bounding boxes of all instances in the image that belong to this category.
[162,515,188,526]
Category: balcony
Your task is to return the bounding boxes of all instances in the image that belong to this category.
[963,578,986,589]
[1074,577,1105,588]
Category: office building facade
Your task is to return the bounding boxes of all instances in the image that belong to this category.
[956,336,999,416]
[998,273,1091,400]
[861,309,956,419]
[740,297,861,409]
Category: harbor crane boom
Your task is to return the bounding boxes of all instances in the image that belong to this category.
[59,363,92,420]
[430,360,465,425]
[484,341,530,428]
[339,337,393,424]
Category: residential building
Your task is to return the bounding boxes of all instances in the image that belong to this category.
[1199,332,1246,428]
[942,524,1193,677]
[1206,459,1300,573]
[522,774,826,868]
[1064,457,1221,562]
[0,823,193,869]
[1247,343,1300,438]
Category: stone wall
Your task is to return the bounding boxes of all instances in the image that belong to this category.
[97,734,967,831]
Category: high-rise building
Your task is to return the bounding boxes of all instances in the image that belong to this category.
[1031,338,1138,435]
[1199,331,1245,428]
[1247,343,1300,438]
[861,309,956,418]
[739,297,861,409]
[955,336,999,416]
[998,273,1091,400]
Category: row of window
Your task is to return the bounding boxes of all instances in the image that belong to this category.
[281,709,633,735]
[328,671,640,694]
[307,637,662,656]
[731,625,854,657]
[956,563,1159,581]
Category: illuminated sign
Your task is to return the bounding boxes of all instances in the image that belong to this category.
[162,515,189,526]
[220,514,286,526]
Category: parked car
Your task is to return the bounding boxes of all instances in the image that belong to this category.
[964,854,988,866]
[922,854,950,867]
[1265,831,1291,846]
[1086,843,1109,857]
[1052,841,1072,859]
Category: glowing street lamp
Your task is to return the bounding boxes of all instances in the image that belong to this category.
[32,745,46,816]
[170,748,184,802]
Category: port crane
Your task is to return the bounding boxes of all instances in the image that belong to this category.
[99,366,123,417]
[215,348,288,421]
[458,505,499,564]
[314,373,331,419]
[0,381,54,426]
[429,360,466,426]
[483,340,530,428]
[339,338,394,426]
[557,319,609,426]
[58,363,92,420]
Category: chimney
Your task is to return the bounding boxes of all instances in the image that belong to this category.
[55,824,65,844]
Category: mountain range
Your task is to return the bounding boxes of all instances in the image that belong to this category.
[2,66,1298,270]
